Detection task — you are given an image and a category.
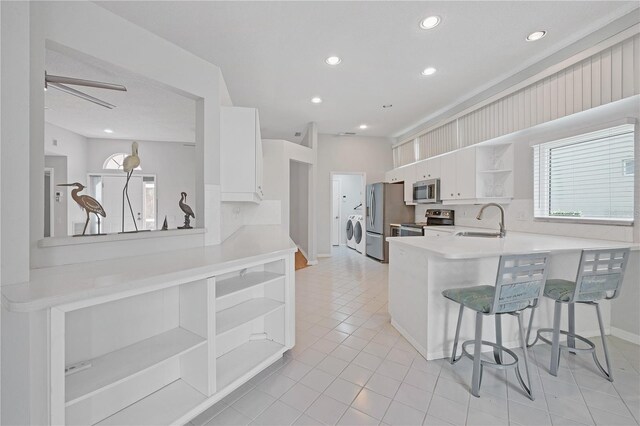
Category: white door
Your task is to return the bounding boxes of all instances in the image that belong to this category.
[99,175,144,233]
[331,179,341,246]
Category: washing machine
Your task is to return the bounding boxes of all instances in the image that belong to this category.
[346,215,356,249]
[354,215,366,254]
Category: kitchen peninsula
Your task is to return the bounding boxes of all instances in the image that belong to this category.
[387,231,639,360]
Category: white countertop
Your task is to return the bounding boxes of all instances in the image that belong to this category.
[2,226,297,312]
[387,230,639,260]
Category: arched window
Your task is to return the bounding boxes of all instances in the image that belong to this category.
[103,153,141,170]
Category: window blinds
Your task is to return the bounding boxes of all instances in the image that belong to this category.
[533,123,635,222]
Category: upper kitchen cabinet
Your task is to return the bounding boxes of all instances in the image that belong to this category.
[220,107,264,203]
[402,164,417,205]
[385,168,404,183]
[440,147,476,201]
[415,157,441,181]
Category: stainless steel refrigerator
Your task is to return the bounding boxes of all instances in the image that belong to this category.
[365,183,414,262]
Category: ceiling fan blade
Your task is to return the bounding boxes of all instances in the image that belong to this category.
[47,82,116,109]
[46,73,127,91]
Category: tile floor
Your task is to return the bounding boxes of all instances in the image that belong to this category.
[191,247,640,426]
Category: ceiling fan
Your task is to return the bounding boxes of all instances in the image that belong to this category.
[44,71,127,109]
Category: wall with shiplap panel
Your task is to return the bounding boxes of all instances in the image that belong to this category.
[416,121,457,158]
[393,34,640,167]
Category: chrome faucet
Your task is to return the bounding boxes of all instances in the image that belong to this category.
[476,203,506,238]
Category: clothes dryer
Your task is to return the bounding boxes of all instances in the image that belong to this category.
[346,215,356,249]
[354,215,366,254]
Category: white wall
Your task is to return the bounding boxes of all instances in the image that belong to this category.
[27,0,225,271]
[333,174,364,245]
[86,138,196,230]
[290,161,310,256]
[44,122,89,235]
[1,2,227,424]
[317,134,393,255]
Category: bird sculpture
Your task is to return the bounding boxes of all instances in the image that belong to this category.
[178,192,195,229]
[121,141,140,233]
[58,183,106,236]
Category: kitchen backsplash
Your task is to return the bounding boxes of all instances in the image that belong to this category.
[415,199,635,242]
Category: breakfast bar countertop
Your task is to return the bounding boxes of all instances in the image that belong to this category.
[387,230,639,260]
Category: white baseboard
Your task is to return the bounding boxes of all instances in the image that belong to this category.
[317,253,331,258]
[307,260,319,265]
[611,327,640,345]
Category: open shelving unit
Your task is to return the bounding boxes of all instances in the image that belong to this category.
[475,143,514,201]
[65,327,206,405]
[51,254,294,426]
[214,259,288,390]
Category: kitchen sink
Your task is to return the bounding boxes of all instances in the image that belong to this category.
[454,231,503,238]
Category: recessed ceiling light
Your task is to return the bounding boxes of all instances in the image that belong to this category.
[421,67,437,76]
[359,124,368,129]
[311,97,322,104]
[325,56,342,66]
[104,128,114,134]
[382,104,393,109]
[420,16,441,30]
[526,31,547,41]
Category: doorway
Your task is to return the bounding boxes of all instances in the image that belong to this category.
[87,173,157,234]
[330,173,365,248]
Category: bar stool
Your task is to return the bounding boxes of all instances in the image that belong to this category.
[526,248,630,382]
[442,252,550,400]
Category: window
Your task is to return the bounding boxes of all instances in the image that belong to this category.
[103,153,141,170]
[533,123,635,223]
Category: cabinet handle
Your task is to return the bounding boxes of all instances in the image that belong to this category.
[457,193,460,196]
[451,193,454,196]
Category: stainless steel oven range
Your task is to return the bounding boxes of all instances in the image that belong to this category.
[399,209,455,236]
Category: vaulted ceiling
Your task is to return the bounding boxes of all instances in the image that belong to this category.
[94,1,638,143]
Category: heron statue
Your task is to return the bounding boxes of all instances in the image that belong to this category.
[121,141,140,233]
[58,183,106,236]
[178,192,195,229]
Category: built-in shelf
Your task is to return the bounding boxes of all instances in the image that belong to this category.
[216,272,284,300]
[65,328,206,405]
[216,298,284,335]
[216,339,285,390]
[95,379,206,426]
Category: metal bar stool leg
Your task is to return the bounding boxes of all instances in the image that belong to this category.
[494,314,503,364]
[450,305,464,365]
[567,303,576,354]
[594,302,614,382]
[515,312,535,400]
[550,301,562,376]
[526,307,538,347]
[471,312,483,397]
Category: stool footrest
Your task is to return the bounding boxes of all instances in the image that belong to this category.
[536,328,595,353]
[461,340,519,370]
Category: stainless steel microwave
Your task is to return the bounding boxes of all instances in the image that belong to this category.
[413,179,440,204]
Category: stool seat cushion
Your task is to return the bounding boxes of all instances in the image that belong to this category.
[441,285,490,313]
[544,279,607,302]
[443,285,535,313]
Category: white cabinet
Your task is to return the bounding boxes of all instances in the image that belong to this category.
[440,148,476,201]
[415,157,441,181]
[385,168,404,183]
[221,107,264,203]
[46,252,294,426]
[402,164,417,205]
